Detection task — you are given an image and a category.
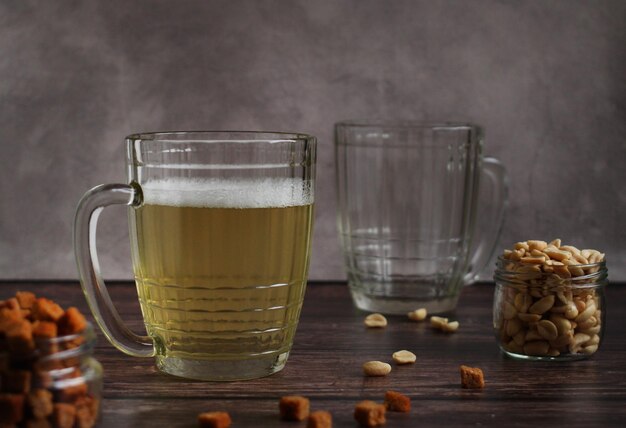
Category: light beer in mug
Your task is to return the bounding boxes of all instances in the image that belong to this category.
[128,177,314,379]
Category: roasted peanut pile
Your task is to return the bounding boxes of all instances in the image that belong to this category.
[497,239,605,358]
[503,239,604,277]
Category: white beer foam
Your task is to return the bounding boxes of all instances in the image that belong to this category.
[141,178,313,208]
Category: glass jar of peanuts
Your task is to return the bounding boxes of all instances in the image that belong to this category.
[0,323,102,427]
[493,240,607,361]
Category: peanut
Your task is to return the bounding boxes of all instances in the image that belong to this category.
[392,350,416,365]
[564,302,579,319]
[507,340,524,354]
[514,293,533,313]
[560,245,581,255]
[506,318,523,337]
[571,332,591,348]
[550,332,573,348]
[430,316,459,333]
[364,313,388,328]
[585,334,600,346]
[518,313,541,323]
[564,259,585,277]
[530,249,546,258]
[582,344,598,354]
[528,240,548,251]
[555,291,569,305]
[579,325,601,335]
[441,321,459,333]
[515,242,530,251]
[581,249,593,259]
[544,248,571,262]
[430,316,448,329]
[572,253,589,264]
[521,256,546,264]
[529,295,555,314]
[524,341,550,356]
[576,316,597,331]
[552,263,572,278]
[407,308,427,321]
[502,302,517,320]
[587,251,605,264]
[537,320,558,341]
[549,238,562,247]
[513,330,526,347]
[525,330,543,342]
[363,361,391,377]
[549,314,572,335]
[575,302,596,324]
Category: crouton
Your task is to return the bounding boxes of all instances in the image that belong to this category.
[75,395,98,428]
[279,395,310,421]
[57,308,87,336]
[460,365,485,389]
[32,321,58,339]
[27,389,53,419]
[0,393,25,425]
[307,410,332,428]
[32,298,64,323]
[384,390,411,413]
[5,320,35,356]
[51,403,76,428]
[0,306,23,334]
[2,369,32,394]
[354,400,386,427]
[16,292,37,310]
[197,411,231,428]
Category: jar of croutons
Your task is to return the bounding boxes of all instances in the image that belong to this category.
[493,240,607,361]
[1,293,102,427]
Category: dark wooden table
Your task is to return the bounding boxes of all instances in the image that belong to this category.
[2,281,626,427]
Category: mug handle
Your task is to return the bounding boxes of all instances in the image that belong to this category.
[74,183,154,357]
[463,157,509,285]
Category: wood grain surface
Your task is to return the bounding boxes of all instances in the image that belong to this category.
[2,281,625,427]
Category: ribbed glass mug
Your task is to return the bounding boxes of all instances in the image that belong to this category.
[74,131,316,381]
[335,122,507,314]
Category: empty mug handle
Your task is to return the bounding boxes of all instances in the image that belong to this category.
[463,157,508,285]
[74,183,154,357]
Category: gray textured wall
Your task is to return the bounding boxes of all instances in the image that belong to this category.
[1,0,625,281]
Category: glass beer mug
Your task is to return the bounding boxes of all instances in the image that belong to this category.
[335,122,506,314]
[74,131,316,381]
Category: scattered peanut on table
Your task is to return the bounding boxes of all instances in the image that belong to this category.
[407,308,428,321]
[392,350,416,365]
[362,361,392,377]
[364,313,387,328]
[430,316,460,333]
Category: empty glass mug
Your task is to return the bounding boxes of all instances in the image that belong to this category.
[335,122,506,314]
[74,131,316,381]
